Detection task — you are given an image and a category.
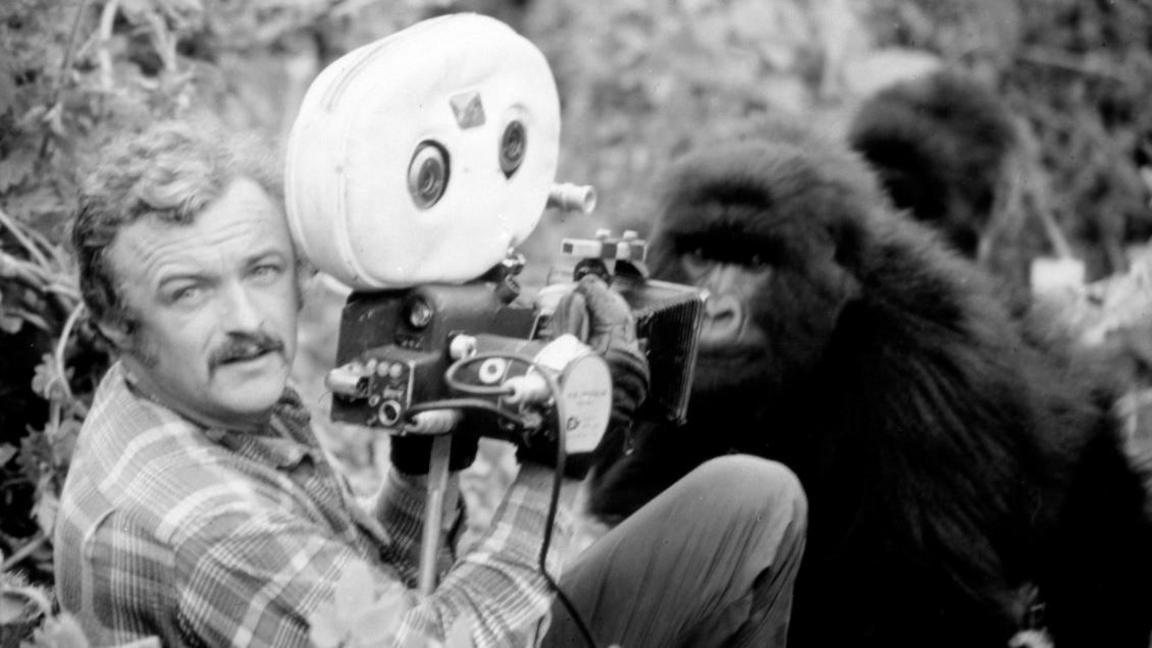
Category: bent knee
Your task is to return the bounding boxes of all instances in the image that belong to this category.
[686,455,808,523]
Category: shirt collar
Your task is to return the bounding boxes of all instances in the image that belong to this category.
[117,361,318,469]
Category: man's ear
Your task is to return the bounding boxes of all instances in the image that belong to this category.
[95,316,132,353]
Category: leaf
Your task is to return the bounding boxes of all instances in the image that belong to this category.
[0,443,17,466]
[156,0,205,27]
[0,292,25,334]
[840,48,942,99]
[118,0,160,24]
[308,601,347,648]
[309,570,410,648]
[0,584,51,623]
[50,418,81,468]
[1009,629,1054,648]
[31,353,68,402]
[346,582,412,647]
[0,311,23,333]
[0,148,35,193]
[348,596,406,644]
[17,433,48,484]
[35,611,92,648]
[0,71,18,116]
[34,473,60,537]
[9,185,64,221]
[333,567,377,621]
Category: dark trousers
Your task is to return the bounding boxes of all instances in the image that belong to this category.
[543,455,808,648]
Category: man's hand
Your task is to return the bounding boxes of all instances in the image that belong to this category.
[520,275,650,478]
[389,419,479,476]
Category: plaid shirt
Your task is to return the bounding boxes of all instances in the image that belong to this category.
[54,362,571,647]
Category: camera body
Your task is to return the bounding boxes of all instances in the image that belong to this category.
[324,243,705,438]
[326,272,542,431]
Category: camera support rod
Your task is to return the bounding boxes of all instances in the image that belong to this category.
[419,434,453,596]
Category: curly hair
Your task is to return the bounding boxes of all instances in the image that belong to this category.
[73,118,284,339]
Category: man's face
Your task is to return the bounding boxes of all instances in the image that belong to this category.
[102,176,300,429]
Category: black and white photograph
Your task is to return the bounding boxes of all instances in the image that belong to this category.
[1,1,1151,646]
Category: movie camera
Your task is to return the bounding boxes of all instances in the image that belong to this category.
[284,13,704,593]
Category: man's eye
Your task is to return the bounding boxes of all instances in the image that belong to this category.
[170,286,202,304]
[250,264,284,282]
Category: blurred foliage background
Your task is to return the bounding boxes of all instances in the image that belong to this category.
[3,0,1152,637]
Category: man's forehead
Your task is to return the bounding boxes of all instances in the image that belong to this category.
[110,177,293,280]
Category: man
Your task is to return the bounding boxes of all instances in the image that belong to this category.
[55,119,807,647]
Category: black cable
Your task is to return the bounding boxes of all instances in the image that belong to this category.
[535,368,601,648]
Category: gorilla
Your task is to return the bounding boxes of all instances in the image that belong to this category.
[586,122,1152,648]
[848,71,1020,263]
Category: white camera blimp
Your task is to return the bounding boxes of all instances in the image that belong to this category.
[285,13,560,290]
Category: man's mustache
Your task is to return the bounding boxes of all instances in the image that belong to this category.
[209,332,285,371]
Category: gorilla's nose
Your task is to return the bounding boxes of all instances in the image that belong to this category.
[700,293,743,347]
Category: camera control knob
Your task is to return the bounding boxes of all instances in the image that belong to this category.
[326,364,369,400]
[378,400,404,427]
[449,334,478,360]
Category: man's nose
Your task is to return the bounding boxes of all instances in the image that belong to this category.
[218,283,263,331]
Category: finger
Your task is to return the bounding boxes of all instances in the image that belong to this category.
[552,291,590,341]
[405,410,461,434]
[534,282,574,314]
[574,274,631,321]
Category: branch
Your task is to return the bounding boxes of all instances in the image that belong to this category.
[1015,48,1129,84]
[49,303,85,405]
[1,533,48,572]
[98,0,120,92]
[38,0,96,161]
[0,205,52,268]
[22,224,69,272]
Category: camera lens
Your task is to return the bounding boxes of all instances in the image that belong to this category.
[408,141,449,208]
[499,121,526,178]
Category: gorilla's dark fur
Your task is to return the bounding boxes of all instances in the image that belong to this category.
[848,71,1019,259]
[587,124,1152,647]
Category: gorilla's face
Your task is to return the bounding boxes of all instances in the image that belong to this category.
[651,213,858,402]
[646,139,880,408]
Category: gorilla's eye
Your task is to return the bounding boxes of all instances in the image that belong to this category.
[499,120,527,178]
[408,141,449,209]
[682,248,715,277]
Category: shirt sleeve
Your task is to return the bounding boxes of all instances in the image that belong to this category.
[174,464,572,648]
[392,464,574,647]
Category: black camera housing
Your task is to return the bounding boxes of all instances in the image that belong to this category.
[328,264,705,432]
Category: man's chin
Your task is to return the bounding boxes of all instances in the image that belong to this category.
[209,357,289,417]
